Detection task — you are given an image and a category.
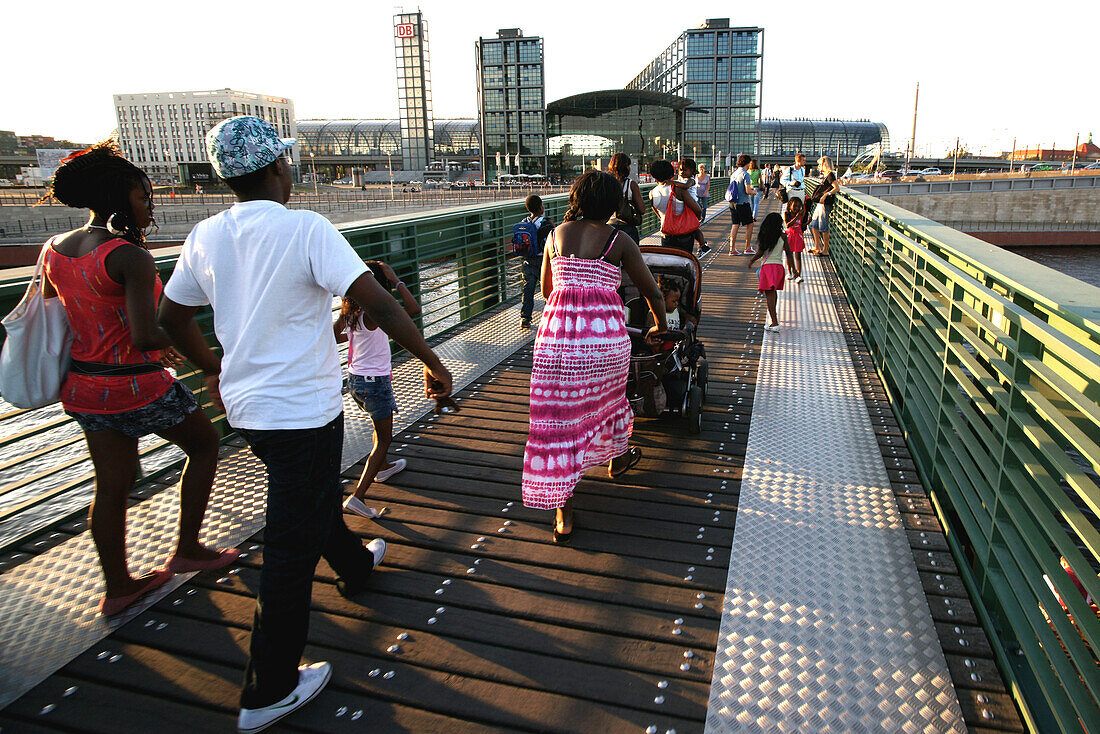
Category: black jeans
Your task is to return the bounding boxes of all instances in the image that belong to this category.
[236,413,375,708]
[521,256,539,320]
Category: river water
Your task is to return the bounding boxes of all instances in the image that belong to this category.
[1004,245,1100,289]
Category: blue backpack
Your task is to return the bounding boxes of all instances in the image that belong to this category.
[510,218,541,257]
[725,175,745,205]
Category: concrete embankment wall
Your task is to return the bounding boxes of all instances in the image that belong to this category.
[877,188,1100,246]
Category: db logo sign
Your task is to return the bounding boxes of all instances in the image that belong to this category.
[396,23,416,38]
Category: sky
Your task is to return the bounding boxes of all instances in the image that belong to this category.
[4,0,1096,157]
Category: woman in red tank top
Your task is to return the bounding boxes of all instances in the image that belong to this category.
[41,142,237,616]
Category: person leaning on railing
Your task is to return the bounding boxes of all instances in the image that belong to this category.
[807,155,839,256]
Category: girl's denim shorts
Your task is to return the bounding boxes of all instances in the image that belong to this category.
[348,374,398,421]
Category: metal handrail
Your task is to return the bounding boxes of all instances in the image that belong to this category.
[826,183,1100,733]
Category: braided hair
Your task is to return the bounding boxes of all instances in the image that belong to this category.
[42,140,154,247]
[562,169,622,222]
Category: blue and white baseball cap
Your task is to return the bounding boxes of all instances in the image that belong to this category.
[206,115,296,179]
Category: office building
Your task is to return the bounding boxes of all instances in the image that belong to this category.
[113,88,296,183]
[627,18,762,160]
[546,90,688,179]
[476,28,547,180]
[394,11,434,172]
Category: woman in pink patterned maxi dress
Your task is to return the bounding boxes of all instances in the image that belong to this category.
[522,170,667,542]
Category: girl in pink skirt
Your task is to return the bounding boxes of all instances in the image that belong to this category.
[783,198,806,283]
[748,213,790,333]
[522,171,666,543]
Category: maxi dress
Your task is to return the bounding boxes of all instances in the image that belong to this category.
[522,230,633,510]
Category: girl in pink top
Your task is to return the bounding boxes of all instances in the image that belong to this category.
[334,260,421,519]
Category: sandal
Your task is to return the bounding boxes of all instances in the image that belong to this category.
[608,447,643,479]
[553,508,573,544]
[98,570,173,617]
[165,548,240,574]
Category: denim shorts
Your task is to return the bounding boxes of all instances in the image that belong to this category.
[349,374,398,422]
[66,380,199,438]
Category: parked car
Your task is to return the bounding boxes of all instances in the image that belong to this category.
[880,170,907,179]
[1081,162,1100,170]
[0,179,12,187]
[333,177,353,185]
[918,167,942,176]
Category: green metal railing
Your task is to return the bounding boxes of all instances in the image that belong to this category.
[0,178,727,553]
[827,187,1100,733]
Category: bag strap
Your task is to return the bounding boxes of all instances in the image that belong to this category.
[28,237,55,299]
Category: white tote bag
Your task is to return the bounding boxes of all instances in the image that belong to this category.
[0,239,73,408]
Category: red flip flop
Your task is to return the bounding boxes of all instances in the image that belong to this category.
[98,570,173,617]
[165,548,241,574]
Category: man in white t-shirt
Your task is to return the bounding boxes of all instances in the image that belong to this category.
[158,116,453,734]
[781,153,807,203]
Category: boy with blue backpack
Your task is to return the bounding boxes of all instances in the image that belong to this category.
[511,195,554,328]
[725,153,757,255]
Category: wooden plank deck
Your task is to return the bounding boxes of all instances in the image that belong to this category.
[0,211,1023,733]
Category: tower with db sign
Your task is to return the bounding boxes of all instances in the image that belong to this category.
[394,11,434,172]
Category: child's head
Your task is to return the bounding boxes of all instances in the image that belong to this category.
[525,194,544,217]
[659,278,682,310]
[757,212,784,248]
[784,198,803,220]
[649,159,675,184]
[748,158,758,170]
[678,157,697,177]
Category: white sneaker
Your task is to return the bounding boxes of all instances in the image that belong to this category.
[343,495,381,519]
[366,538,387,568]
[764,325,781,333]
[375,458,407,482]
[238,662,332,733]
[795,276,804,283]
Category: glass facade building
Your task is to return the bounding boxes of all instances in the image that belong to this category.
[759,119,890,159]
[394,11,433,171]
[297,119,478,160]
[627,19,762,161]
[546,90,689,180]
[476,28,547,179]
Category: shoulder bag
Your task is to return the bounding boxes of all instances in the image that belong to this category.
[0,239,73,408]
[660,187,700,236]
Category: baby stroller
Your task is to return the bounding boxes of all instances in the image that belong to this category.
[620,247,709,434]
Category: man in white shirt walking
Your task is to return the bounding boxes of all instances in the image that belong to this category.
[158,116,453,734]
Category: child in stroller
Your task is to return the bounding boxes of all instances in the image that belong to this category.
[620,247,709,433]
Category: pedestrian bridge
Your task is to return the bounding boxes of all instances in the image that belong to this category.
[0,182,1096,733]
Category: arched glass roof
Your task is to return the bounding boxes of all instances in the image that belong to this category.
[297,119,480,157]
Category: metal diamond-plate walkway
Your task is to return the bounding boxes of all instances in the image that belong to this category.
[704,252,966,732]
[0,299,540,710]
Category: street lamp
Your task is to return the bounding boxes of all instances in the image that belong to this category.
[386,150,395,201]
[309,152,317,197]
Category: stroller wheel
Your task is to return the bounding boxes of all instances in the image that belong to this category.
[696,358,709,404]
[686,386,703,435]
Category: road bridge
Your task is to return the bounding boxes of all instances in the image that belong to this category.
[0,182,1096,732]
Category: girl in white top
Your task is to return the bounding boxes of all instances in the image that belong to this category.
[334,260,422,519]
[747,213,791,333]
